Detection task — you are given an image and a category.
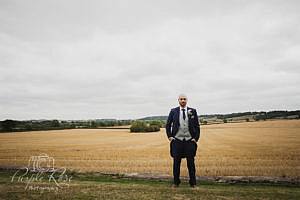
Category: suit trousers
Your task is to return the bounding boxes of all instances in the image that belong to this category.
[171,138,197,185]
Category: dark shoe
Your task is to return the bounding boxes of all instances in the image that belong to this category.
[190,184,196,188]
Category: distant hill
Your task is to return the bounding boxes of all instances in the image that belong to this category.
[139,116,168,121]
[139,110,300,122]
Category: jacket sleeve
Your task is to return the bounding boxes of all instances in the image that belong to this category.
[166,109,173,138]
[194,109,200,142]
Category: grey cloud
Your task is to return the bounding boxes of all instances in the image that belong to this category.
[0,0,299,120]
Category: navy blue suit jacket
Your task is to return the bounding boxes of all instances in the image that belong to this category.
[166,106,200,142]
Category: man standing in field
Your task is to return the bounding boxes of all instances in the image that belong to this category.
[166,94,200,187]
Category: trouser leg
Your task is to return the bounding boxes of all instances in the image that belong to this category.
[187,156,196,185]
[173,156,182,185]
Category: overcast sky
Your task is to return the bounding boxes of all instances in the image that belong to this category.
[0,0,299,120]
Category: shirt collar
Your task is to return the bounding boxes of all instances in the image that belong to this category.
[180,106,187,110]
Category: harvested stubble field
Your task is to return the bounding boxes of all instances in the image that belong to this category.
[0,120,299,178]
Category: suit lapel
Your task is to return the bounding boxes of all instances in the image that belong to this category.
[187,107,191,123]
[175,106,180,124]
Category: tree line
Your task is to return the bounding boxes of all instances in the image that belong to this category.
[1,110,299,133]
[0,119,132,133]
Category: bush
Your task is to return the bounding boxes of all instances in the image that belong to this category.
[145,125,160,132]
[149,120,163,128]
[130,121,160,133]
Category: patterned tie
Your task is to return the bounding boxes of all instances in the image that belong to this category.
[182,108,186,120]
